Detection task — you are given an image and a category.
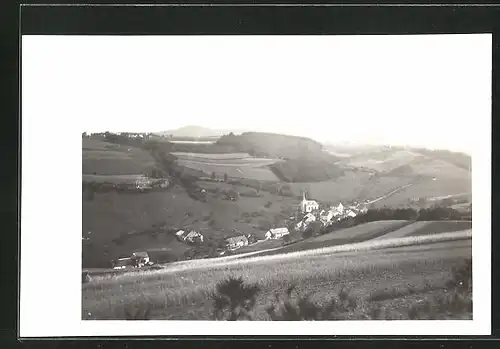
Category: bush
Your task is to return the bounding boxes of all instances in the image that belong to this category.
[82,271,91,284]
[266,284,358,320]
[211,276,261,321]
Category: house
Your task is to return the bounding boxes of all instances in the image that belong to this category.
[183,230,204,244]
[334,202,344,215]
[346,210,357,218]
[175,230,186,241]
[176,230,204,244]
[132,252,151,267]
[303,212,316,224]
[225,235,249,250]
[300,193,319,213]
[112,257,136,269]
[265,227,290,240]
[319,209,334,225]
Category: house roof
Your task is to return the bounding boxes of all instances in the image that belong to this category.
[133,252,149,258]
[185,230,202,239]
[226,235,248,244]
[175,230,185,236]
[268,227,290,235]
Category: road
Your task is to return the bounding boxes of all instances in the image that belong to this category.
[365,183,414,205]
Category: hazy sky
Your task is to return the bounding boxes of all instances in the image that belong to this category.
[23,35,491,153]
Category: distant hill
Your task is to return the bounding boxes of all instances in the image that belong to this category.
[156,125,247,139]
[217,132,343,182]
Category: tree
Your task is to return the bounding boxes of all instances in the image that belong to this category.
[211,172,216,180]
[224,173,228,182]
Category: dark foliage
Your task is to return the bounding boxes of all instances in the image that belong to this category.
[211,276,261,321]
[266,284,358,320]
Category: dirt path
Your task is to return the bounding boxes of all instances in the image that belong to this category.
[366,183,414,205]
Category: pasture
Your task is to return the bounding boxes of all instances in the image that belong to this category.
[83,138,156,175]
[82,236,472,320]
[172,152,282,181]
[82,183,298,267]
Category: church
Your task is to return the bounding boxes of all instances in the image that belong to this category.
[300,192,319,213]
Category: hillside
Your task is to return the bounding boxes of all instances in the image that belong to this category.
[82,132,472,269]
[82,138,156,175]
[217,132,343,182]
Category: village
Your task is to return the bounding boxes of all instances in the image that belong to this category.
[110,192,369,270]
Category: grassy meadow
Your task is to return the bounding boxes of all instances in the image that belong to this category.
[82,236,472,320]
[173,151,282,181]
[83,138,156,175]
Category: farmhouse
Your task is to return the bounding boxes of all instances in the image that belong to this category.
[175,230,186,241]
[300,192,319,213]
[319,209,335,225]
[132,252,150,267]
[265,227,290,240]
[225,235,249,250]
[112,257,135,269]
[183,230,204,244]
[346,210,357,218]
[176,230,204,244]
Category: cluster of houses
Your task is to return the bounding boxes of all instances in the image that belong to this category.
[295,192,368,232]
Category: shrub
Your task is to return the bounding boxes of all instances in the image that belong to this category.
[211,276,261,321]
[82,271,91,284]
[446,258,472,292]
[265,284,358,321]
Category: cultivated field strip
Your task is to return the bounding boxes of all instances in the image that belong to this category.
[373,220,472,240]
[371,221,431,240]
[94,230,471,282]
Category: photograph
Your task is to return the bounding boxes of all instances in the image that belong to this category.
[77,35,478,322]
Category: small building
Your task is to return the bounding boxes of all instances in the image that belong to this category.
[303,212,316,224]
[225,235,249,250]
[132,252,150,267]
[175,230,186,241]
[112,257,136,269]
[183,230,204,244]
[300,192,319,213]
[319,209,334,225]
[346,210,357,218]
[334,203,344,215]
[265,227,290,240]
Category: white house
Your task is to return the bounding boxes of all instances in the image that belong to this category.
[303,212,316,224]
[175,230,185,240]
[300,192,319,213]
[225,235,249,250]
[132,252,150,267]
[183,230,204,243]
[320,209,334,225]
[265,227,290,240]
[346,210,357,218]
[334,202,344,214]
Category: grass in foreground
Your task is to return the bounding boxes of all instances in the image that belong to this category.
[83,239,471,320]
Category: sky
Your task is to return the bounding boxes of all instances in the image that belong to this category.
[23,35,491,154]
